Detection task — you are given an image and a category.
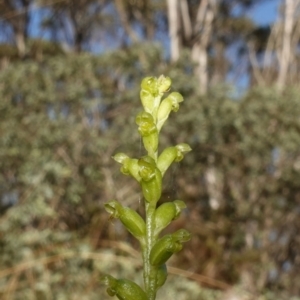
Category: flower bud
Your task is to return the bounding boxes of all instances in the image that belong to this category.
[138,156,162,203]
[157,92,184,131]
[154,200,186,236]
[104,200,146,241]
[157,143,192,176]
[150,229,191,266]
[101,275,147,300]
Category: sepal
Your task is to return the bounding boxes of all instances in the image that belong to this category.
[154,200,186,236]
[140,77,158,114]
[157,143,192,176]
[112,153,141,182]
[136,112,158,156]
[104,200,146,241]
[157,75,172,94]
[150,229,191,266]
[157,92,184,131]
[175,143,192,161]
[101,275,147,300]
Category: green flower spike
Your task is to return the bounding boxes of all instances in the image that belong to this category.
[138,156,162,203]
[104,200,146,243]
[154,200,186,236]
[150,229,191,266]
[104,76,191,300]
[101,275,148,300]
[157,143,192,176]
[136,111,158,157]
[157,92,184,132]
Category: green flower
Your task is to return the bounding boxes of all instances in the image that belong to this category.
[138,156,162,203]
[150,229,191,266]
[136,112,158,157]
[136,112,156,137]
[101,275,147,300]
[154,200,186,236]
[141,76,158,95]
[157,143,192,176]
[157,92,184,131]
[112,153,141,182]
[104,200,146,243]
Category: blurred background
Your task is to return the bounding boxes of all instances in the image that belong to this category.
[1,0,300,299]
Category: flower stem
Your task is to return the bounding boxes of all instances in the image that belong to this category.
[143,201,158,300]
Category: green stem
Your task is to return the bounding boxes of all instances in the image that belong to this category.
[143,201,158,300]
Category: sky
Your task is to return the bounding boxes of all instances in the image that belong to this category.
[249,0,280,26]
[231,0,281,94]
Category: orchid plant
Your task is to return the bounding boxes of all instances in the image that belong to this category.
[101,75,191,300]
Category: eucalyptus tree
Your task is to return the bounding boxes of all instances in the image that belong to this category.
[166,0,271,93]
[36,0,114,52]
[247,0,300,89]
[0,0,34,57]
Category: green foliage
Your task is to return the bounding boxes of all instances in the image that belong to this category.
[0,49,144,299]
[170,85,300,296]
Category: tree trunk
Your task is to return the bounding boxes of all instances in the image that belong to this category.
[15,30,26,57]
[5,0,32,58]
[115,0,139,43]
[180,0,192,42]
[167,0,180,62]
[277,0,298,89]
[191,0,215,94]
